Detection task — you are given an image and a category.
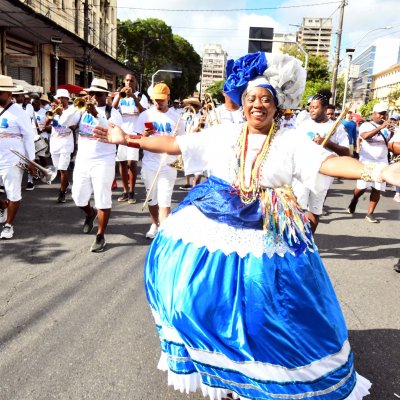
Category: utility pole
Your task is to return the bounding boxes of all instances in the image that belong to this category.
[83,0,90,88]
[330,0,346,104]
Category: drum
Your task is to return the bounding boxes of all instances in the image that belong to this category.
[34,137,49,157]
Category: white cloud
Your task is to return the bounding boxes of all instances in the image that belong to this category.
[116,0,400,61]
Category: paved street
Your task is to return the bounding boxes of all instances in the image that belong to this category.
[0,174,399,400]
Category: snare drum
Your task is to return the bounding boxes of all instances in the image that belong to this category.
[34,137,49,157]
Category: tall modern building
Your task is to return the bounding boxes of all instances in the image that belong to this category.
[349,38,400,109]
[296,17,332,59]
[0,0,129,93]
[272,32,297,55]
[200,44,227,99]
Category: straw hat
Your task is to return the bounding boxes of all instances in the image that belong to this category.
[183,97,201,107]
[39,94,50,103]
[85,78,109,93]
[0,75,19,92]
[12,85,28,95]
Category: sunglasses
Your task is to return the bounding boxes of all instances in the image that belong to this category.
[377,111,387,115]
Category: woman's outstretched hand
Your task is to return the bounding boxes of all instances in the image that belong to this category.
[93,123,127,145]
[381,162,400,186]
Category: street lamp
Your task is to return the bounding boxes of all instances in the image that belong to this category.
[139,38,159,93]
[51,36,63,92]
[353,26,392,49]
[342,48,355,110]
[149,70,182,95]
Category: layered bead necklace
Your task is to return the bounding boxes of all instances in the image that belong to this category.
[233,121,277,204]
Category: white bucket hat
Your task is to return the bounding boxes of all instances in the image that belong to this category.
[0,75,19,92]
[85,78,109,93]
[54,88,70,99]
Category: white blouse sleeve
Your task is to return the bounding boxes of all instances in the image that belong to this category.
[176,130,211,175]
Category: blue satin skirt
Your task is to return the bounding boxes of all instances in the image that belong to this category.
[144,178,362,399]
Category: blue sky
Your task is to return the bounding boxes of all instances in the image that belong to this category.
[117,0,400,62]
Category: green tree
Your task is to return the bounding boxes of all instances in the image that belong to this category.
[358,99,379,118]
[117,18,201,100]
[204,80,224,103]
[387,87,400,113]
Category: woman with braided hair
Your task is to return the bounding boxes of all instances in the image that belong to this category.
[93,52,400,399]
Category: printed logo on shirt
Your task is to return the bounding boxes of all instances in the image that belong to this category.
[153,121,172,134]
[79,113,96,138]
[0,118,9,129]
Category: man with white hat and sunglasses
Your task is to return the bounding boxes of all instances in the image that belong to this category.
[49,88,81,203]
[72,77,122,252]
[0,75,36,239]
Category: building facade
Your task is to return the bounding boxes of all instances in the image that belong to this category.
[272,32,297,55]
[200,44,227,99]
[0,0,129,94]
[370,63,400,105]
[296,17,332,59]
[349,38,400,109]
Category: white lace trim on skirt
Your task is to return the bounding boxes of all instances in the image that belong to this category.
[161,205,312,258]
[158,352,371,400]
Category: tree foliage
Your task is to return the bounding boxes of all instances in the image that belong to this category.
[204,80,225,103]
[358,99,379,118]
[387,87,400,112]
[117,18,201,100]
[280,44,348,109]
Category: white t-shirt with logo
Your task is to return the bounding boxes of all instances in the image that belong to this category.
[297,118,349,149]
[76,106,122,164]
[359,121,389,163]
[117,92,148,134]
[0,103,35,165]
[50,106,81,154]
[216,104,244,125]
[135,107,185,170]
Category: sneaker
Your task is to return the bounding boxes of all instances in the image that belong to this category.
[365,213,379,223]
[145,223,158,239]
[393,193,400,203]
[0,185,4,194]
[83,208,97,234]
[57,191,66,203]
[117,192,129,202]
[347,198,358,214]
[25,182,35,191]
[179,184,192,191]
[394,259,400,273]
[1,223,14,239]
[0,207,7,224]
[128,192,136,204]
[90,234,106,252]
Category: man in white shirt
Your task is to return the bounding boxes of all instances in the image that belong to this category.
[216,91,244,125]
[72,78,123,252]
[113,74,147,204]
[293,91,349,232]
[347,103,391,223]
[49,89,81,203]
[135,83,184,239]
[0,75,36,239]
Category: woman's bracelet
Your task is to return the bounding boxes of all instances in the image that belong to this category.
[126,134,141,148]
[360,163,385,183]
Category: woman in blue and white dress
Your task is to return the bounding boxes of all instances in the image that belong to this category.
[93,52,400,400]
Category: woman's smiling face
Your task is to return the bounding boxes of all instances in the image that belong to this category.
[242,86,277,133]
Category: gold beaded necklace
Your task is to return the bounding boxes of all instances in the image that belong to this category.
[234,121,277,204]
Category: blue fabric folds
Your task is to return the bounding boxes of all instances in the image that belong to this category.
[173,176,264,230]
[223,52,268,106]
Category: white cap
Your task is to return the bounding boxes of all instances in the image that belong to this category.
[372,103,387,113]
[54,88,70,99]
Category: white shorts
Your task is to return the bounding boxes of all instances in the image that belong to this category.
[51,152,71,171]
[141,167,177,207]
[72,162,115,209]
[0,165,23,202]
[294,184,328,216]
[356,179,386,191]
[116,144,139,162]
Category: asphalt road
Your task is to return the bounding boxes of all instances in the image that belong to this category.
[0,174,399,400]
